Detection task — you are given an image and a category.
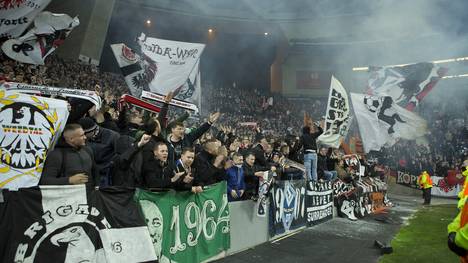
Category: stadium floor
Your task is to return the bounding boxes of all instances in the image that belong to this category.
[216,195,456,263]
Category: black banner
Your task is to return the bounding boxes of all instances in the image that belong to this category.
[333,179,389,221]
[269,180,307,237]
[306,181,333,226]
[396,171,419,189]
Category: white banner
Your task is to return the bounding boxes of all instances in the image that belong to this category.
[1,81,102,110]
[367,62,447,110]
[1,11,79,65]
[141,90,199,112]
[0,91,69,189]
[350,93,427,153]
[111,39,203,108]
[0,0,51,39]
[137,33,204,96]
[431,176,461,198]
[317,76,351,148]
[110,43,143,97]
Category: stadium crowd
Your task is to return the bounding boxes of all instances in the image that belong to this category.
[1,53,467,201]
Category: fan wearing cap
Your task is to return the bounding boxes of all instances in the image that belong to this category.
[417,170,433,205]
[78,117,120,186]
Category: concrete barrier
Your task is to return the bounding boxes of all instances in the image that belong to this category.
[227,200,270,255]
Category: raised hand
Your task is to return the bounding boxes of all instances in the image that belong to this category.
[209,112,221,124]
[164,91,175,103]
[138,134,152,147]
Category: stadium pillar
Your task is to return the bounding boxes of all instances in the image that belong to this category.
[46,0,116,64]
[270,29,289,94]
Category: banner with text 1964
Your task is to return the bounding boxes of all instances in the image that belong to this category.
[0,91,69,190]
[135,182,230,263]
[269,180,307,237]
[306,181,333,226]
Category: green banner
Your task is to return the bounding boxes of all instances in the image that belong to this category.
[136,181,230,263]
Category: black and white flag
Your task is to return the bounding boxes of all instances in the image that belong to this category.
[317,76,351,148]
[0,0,51,39]
[0,186,157,262]
[2,82,102,110]
[1,11,79,65]
[111,34,204,110]
[306,181,333,226]
[269,180,307,237]
[367,62,447,111]
[0,91,69,190]
[350,93,427,153]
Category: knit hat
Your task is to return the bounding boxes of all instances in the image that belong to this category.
[78,117,98,133]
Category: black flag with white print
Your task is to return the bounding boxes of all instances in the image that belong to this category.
[0,185,157,263]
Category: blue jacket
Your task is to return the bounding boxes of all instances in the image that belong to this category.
[226,165,245,195]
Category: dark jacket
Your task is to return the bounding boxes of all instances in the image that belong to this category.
[101,119,119,132]
[40,141,98,187]
[142,158,175,189]
[301,126,323,152]
[167,122,212,164]
[317,153,328,179]
[193,150,225,187]
[243,163,262,195]
[87,127,120,170]
[252,144,268,168]
[174,159,194,191]
[66,98,94,124]
[112,143,144,187]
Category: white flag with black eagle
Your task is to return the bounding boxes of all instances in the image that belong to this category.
[111,34,204,108]
[317,76,351,148]
[367,62,447,111]
[350,93,427,153]
[0,91,69,190]
[0,185,157,263]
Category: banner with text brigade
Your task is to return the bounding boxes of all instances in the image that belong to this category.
[0,186,157,263]
[306,181,333,226]
[136,182,230,263]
